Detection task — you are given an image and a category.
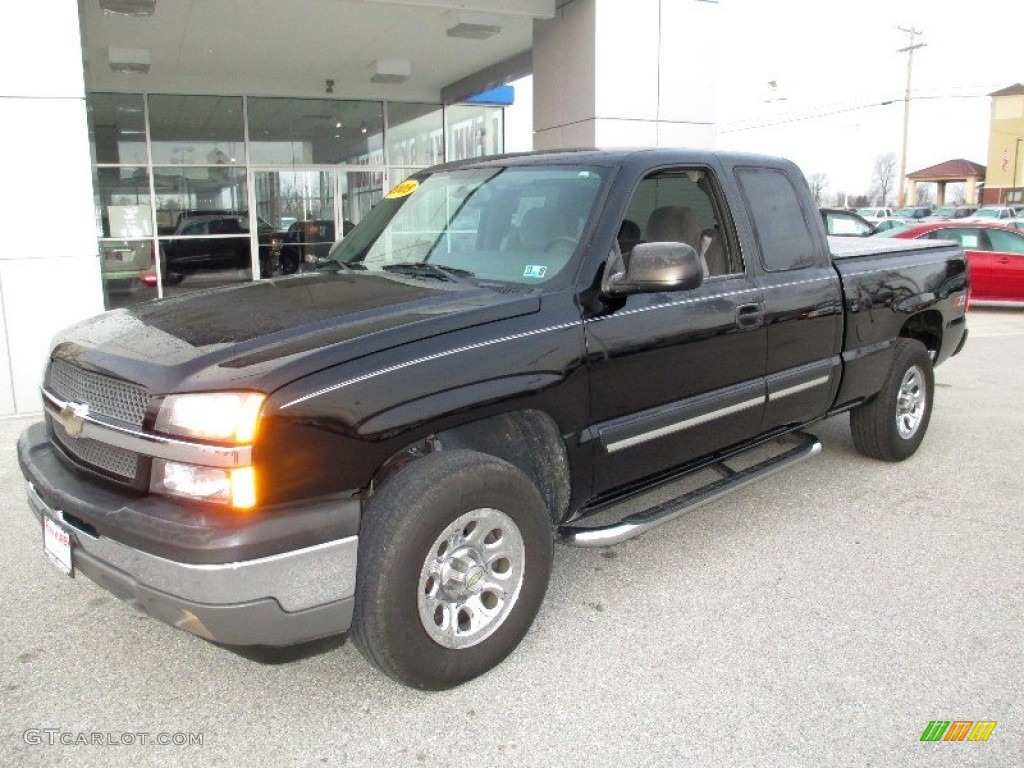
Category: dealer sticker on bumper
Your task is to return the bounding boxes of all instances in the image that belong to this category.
[43,517,73,576]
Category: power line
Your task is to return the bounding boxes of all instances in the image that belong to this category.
[720,100,894,133]
[719,91,988,134]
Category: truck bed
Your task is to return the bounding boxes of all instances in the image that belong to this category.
[827,235,952,259]
[827,235,967,410]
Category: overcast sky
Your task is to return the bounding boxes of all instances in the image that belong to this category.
[714,0,1021,199]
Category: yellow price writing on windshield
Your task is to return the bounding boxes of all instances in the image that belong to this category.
[385,179,419,199]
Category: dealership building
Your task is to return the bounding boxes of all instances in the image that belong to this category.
[0,0,717,416]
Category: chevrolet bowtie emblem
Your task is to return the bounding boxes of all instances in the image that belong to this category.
[56,402,89,438]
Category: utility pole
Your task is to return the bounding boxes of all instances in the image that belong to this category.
[896,25,926,207]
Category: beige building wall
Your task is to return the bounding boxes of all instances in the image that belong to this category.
[985,93,1024,198]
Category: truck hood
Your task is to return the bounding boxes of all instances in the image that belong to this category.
[50,273,541,395]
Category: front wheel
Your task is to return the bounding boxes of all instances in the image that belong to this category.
[850,338,934,461]
[350,450,553,690]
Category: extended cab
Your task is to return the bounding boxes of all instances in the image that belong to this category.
[19,149,968,690]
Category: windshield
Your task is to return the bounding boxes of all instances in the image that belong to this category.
[325,165,609,286]
[855,208,875,216]
[974,208,998,218]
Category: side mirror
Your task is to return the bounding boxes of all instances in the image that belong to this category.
[602,242,703,296]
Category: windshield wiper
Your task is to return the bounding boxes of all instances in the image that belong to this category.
[316,260,365,273]
[383,262,476,285]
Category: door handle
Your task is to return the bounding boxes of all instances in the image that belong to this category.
[736,302,765,329]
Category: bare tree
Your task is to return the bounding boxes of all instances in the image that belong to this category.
[807,172,829,205]
[949,183,966,205]
[870,153,897,206]
[915,185,934,206]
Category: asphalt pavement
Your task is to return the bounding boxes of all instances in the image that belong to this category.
[1,308,1022,767]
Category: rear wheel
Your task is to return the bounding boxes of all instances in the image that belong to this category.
[350,450,553,690]
[850,338,934,461]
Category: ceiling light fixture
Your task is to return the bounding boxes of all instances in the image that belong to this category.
[446,11,502,39]
[99,0,156,16]
[370,59,410,84]
[108,47,151,75]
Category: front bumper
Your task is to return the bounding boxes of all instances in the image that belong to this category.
[19,423,360,646]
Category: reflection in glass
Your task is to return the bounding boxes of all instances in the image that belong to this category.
[87,93,147,165]
[387,103,444,167]
[152,166,248,234]
[85,92,508,304]
[93,167,152,238]
[148,95,244,165]
[341,170,383,234]
[254,170,337,274]
[254,170,335,229]
[280,219,338,275]
[160,221,252,275]
[445,104,504,162]
[153,164,255,291]
[100,239,157,310]
[248,98,384,166]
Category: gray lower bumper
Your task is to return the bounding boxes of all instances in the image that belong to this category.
[27,482,357,646]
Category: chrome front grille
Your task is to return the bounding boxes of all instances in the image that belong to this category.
[47,359,149,427]
[51,420,139,480]
[45,358,149,483]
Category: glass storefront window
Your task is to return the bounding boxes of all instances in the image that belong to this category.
[153,165,255,291]
[445,104,504,162]
[152,166,247,234]
[341,170,383,231]
[99,239,158,310]
[148,95,244,165]
[87,93,148,165]
[255,170,336,230]
[93,167,153,238]
[255,170,337,274]
[387,103,444,167]
[86,92,507,306]
[248,98,384,166]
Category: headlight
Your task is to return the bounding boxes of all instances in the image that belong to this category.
[152,460,257,509]
[154,392,265,443]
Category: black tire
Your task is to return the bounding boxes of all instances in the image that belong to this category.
[850,338,934,461]
[157,247,185,286]
[280,248,299,275]
[350,450,553,690]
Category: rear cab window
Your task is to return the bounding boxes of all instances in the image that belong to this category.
[735,167,819,271]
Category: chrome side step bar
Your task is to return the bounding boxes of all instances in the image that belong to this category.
[559,432,822,547]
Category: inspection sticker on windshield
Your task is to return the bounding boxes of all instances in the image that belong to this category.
[385,179,419,199]
[523,265,548,279]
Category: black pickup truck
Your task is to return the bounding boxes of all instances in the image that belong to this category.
[19,149,968,690]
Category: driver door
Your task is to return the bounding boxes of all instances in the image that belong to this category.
[584,167,767,494]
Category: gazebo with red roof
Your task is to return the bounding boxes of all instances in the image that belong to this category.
[906,159,986,206]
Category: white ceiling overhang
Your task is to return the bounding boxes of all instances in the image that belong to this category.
[79,0,553,101]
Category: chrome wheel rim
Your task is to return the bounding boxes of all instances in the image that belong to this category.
[896,365,927,439]
[417,507,525,649]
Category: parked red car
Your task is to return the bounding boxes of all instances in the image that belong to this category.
[876,222,1024,303]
